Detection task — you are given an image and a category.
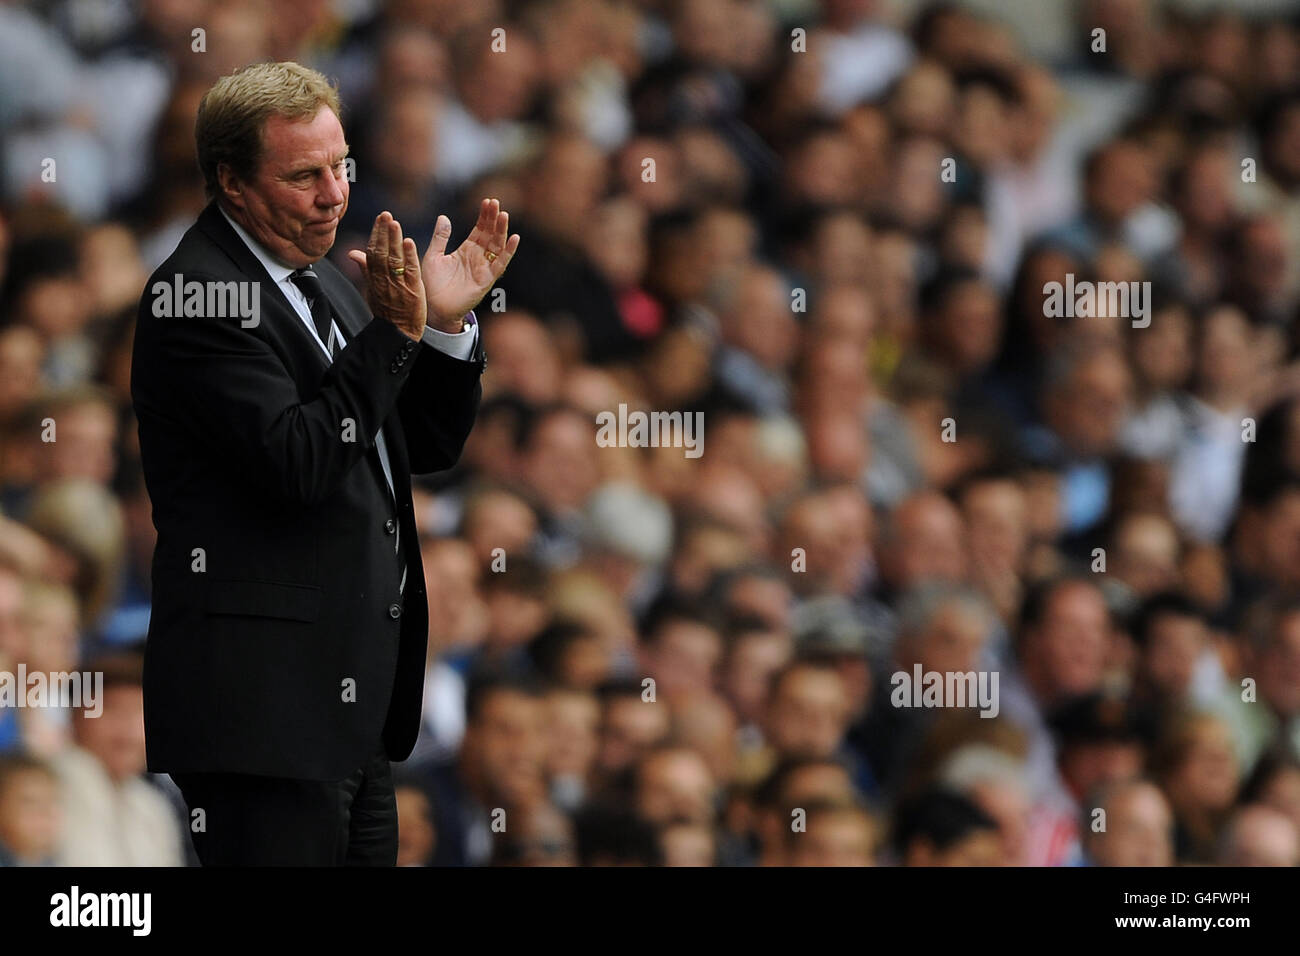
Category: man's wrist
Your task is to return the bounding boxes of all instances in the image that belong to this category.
[429,309,475,334]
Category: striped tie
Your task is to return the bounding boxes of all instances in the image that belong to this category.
[289,268,339,358]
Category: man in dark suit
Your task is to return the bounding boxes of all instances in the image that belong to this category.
[130,61,519,865]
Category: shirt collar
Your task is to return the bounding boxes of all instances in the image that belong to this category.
[217,204,306,284]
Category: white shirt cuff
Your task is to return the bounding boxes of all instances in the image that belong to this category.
[420,319,478,361]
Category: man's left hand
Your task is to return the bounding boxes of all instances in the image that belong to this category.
[422,197,521,332]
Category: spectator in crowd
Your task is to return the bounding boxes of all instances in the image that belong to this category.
[891,787,1005,866]
[1080,777,1175,867]
[1239,752,1300,839]
[50,653,184,866]
[1152,710,1241,864]
[785,801,879,867]
[1215,803,1300,867]
[0,753,60,866]
[750,756,861,867]
[938,744,1033,866]
[420,675,548,867]
[393,777,437,867]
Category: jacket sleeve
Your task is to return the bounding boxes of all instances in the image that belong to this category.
[395,335,485,476]
[135,271,425,507]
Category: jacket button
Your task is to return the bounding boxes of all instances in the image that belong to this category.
[390,363,399,373]
[384,518,396,534]
[388,603,402,619]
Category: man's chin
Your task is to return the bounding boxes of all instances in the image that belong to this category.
[298,230,337,259]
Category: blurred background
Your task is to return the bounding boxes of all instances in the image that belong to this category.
[3,0,1300,867]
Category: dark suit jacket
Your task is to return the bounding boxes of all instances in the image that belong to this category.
[130,200,484,781]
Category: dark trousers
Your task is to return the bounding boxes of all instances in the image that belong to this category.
[170,745,397,866]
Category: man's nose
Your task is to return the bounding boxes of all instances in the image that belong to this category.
[319,170,346,208]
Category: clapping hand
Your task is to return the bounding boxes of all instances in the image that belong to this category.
[420,198,521,332]
[346,211,427,341]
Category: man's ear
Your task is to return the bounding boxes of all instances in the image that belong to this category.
[216,163,244,209]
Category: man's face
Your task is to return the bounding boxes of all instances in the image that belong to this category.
[964,480,1028,574]
[727,575,792,632]
[1224,807,1300,867]
[521,413,599,514]
[394,785,436,867]
[723,633,790,723]
[1031,582,1110,700]
[723,268,797,370]
[1092,784,1173,867]
[222,105,350,268]
[422,539,483,651]
[970,780,1029,866]
[1114,516,1179,596]
[939,281,1002,373]
[545,692,600,778]
[22,594,80,675]
[912,603,988,676]
[599,697,670,773]
[0,770,60,862]
[1173,720,1239,812]
[471,691,547,805]
[1061,740,1144,801]
[890,496,967,589]
[75,686,148,782]
[1143,613,1207,699]
[635,750,716,826]
[767,668,849,759]
[660,823,715,867]
[790,811,876,866]
[647,621,722,697]
[484,313,561,404]
[466,493,538,563]
[45,401,117,483]
[1051,351,1133,457]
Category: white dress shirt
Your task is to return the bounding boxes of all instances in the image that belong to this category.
[219,205,477,502]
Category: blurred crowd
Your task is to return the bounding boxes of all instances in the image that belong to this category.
[3,0,1300,867]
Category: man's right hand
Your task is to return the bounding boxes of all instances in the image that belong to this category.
[346,211,427,341]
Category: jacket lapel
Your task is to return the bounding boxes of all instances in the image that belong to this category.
[195,201,331,376]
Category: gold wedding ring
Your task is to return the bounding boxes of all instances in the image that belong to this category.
[390,266,405,276]
[485,251,497,263]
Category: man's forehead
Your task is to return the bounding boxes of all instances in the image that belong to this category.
[261,107,346,161]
